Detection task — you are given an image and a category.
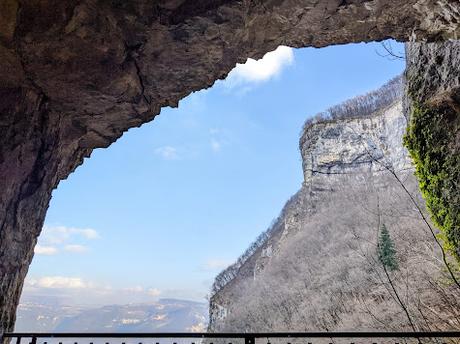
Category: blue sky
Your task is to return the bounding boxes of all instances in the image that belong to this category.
[22,41,405,306]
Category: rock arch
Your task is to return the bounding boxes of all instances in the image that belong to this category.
[1,0,459,335]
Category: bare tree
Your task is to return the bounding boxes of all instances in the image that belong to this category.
[300,75,403,142]
[376,41,406,61]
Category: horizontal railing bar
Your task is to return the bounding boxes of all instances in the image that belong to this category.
[4,332,460,338]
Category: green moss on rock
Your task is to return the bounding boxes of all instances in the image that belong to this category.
[404,102,460,260]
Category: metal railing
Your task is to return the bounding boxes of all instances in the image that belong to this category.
[3,332,460,344]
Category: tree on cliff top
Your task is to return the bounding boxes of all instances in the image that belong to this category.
[300,75,403,141]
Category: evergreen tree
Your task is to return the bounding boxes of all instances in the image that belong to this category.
[378,223,399,271]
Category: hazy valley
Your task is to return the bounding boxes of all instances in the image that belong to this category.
[15,299,207,333]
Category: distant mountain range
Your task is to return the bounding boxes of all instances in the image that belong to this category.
[15,299,207,332]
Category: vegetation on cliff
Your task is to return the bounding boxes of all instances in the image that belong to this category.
[301,76,402,129]
[210,192,301,297]
[403,102,460,262]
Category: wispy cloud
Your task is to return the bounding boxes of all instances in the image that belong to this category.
[40,225,100,245]
[34,245,58,255]
[23,276,164,305]
[224,46,294,88]
[154,146,179,160]
[79,229,99,239]
[27,276,89,289]
[35,225,99,256]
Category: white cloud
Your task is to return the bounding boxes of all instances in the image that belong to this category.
[154,146,179,160]
[25,277,160,295]
[35,225,99,256]
[23,277,165,305]
[34,245,58,255]
[79,228,99,239]
[27,276,89,289]
[225,46,294,86]
[202,259,232,271]
[40,225,100,245]
[64,244,88,253]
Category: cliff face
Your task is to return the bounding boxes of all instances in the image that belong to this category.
[300,102,411,188]
[404,41,460,260]
[208,82,460,332]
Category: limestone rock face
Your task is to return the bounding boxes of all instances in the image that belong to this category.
[1,0,460,336]
[208,84,460,332]
[300,101,412,188]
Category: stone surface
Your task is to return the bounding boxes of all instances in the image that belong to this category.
[300,102,412,188]
[404,40,460,258]
[1,0,460,336]
[406,41,460,105]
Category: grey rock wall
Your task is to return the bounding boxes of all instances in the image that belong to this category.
[300,101,411,188]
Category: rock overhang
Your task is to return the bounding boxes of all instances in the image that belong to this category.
[1,0,460,337]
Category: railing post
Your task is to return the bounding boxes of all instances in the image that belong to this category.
[245,335,255,344]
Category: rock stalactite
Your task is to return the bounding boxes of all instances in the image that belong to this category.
[1,0,460,335]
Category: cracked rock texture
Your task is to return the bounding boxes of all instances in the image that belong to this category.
[406,41,460,105]
[1,0,460,336]
[300,102,412,189]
